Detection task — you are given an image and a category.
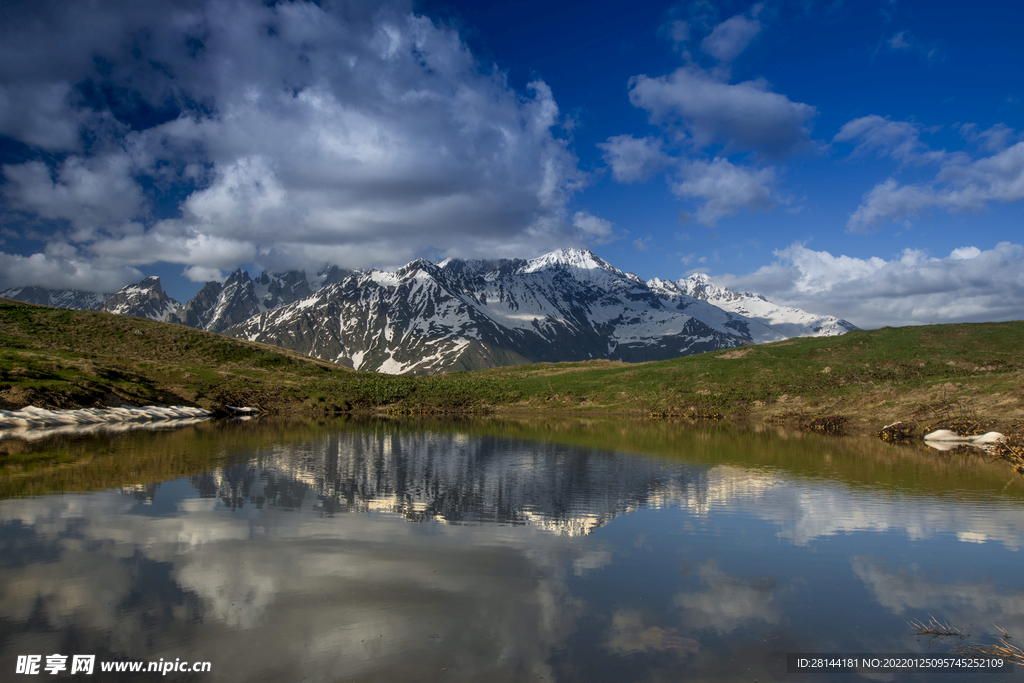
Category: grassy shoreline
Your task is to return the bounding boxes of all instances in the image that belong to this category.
[6,414,1023,499]
[3,297,1023,440]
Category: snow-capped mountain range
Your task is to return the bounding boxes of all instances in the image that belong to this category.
[229,248,855,373]
[1,249,855,374]
[4,266,348,332]
[0,286,111,311]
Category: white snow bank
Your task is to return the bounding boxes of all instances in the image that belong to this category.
[0,405,213,430]
[0,417,212,442]
[923,429,1006,451]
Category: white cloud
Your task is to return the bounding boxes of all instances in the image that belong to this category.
[887,31,911,49]
[845,178,938,232]
[571,211,616,245]
[847,141,1024,232]
[853,557,1024,633]
[700,14,762,63]
[949,245,981,260]
[596,135,667,183]
[716,241,1024,328]
[181,155,287,233]
[182,265,226,283]
[629,66,817,157]
[0,82,89,151]
[602,10,809,230]
[0,248,142,292]
[671,158,777,226]
[87,229,258,270]
[668,20,690,45]
[674,560,781,634]
[0,0,590,281]
[833,115,944,165]
[680,464,1024,551]
[2,155,146,235]
[882,30,941,62]
[960,123,1017,153]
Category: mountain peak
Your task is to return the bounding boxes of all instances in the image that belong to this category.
[225,269,250,286]
[101,276,179,322]
[522,248,614,274]
[397,258,440,277]
[675,272,727,302]
[220,247,855,374]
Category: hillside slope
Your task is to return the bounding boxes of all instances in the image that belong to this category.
[2,298,1022,430]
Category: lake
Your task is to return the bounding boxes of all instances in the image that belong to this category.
[2,417,1022,681]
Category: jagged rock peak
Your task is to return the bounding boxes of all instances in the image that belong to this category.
[255,270,313,310]
[437,257,501,274]
[171,280,224,329]
[313,265,351,289]
[224,269,250,285]
[676,272,723,300]
[130,276,163,293]
[101,276,181,322]
[396,258,441,277]
[676,272,763,303]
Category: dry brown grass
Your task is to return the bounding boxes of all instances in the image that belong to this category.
[953,625,1024,665]
[715,348,754,359]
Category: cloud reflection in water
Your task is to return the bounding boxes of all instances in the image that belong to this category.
[1,424,1023,681]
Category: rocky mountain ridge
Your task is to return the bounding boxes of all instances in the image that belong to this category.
[2,267,346,333]
[0,286,110,311]
[2,249,855,374]
[228,248,855,374]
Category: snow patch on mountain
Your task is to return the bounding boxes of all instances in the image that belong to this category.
[101,277,181,322]
[0,286,110,311]
[3,248,856,375]
[223,248,854,374]
[672,272,856,338]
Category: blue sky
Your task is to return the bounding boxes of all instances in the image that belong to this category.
[1,0,1022,327]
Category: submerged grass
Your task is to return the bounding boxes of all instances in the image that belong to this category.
[2,298,1023,432]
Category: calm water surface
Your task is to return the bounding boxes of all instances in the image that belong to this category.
[1,418,1022,681]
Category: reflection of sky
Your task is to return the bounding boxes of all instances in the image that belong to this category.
[1,429,1023,682]
[690,465,1024,551]
[2,490,582,682]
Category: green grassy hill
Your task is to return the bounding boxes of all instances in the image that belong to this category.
[2,298,1023,432]
[475,321,1024,429]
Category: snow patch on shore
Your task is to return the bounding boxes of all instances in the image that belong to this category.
[0,405,213,430]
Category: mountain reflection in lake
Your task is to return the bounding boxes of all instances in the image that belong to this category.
[1,419,1022,682]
